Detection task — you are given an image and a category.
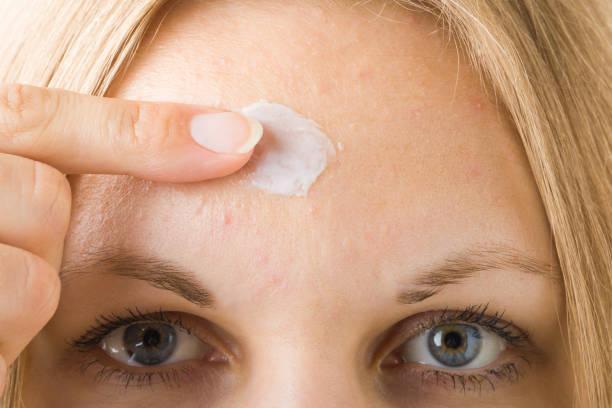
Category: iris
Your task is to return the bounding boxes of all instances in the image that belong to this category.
[427,324,482,367]
[123,323,177,365]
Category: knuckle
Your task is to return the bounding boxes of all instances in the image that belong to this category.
[0,152,17,186]
[0,83,27,114]
[116,103,177,158]
[27,161,72,235]
[0,83,57,150]
[20,252,60,321]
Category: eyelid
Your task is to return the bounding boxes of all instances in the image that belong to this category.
[370,312,433,370]
[63,310,244,393]
[70,309,241,366]
[371,305,530,370]
[172,314,240,364]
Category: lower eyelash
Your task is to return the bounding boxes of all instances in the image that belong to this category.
[417,360,526,394]
[79,357,202,389]
[377,304,536,396]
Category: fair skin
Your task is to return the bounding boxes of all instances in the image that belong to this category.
[0,1,571,406]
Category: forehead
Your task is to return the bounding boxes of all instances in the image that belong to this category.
[67,0,550,287]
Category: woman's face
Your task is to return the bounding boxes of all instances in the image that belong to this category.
[24,1,570,406]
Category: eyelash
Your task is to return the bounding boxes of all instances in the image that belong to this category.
[68,304,532,391]
[408,361,527,394]
[71,307,193,350]
[415,303,529,346]
[69,308,203,388]
[382,303,532,393]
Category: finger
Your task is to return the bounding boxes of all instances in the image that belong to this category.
[0,354,6,395]
[0,153,70,268]
[0,84,263,182]
[0,243,60,365]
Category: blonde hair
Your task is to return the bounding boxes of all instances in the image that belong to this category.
[1,0,610,406]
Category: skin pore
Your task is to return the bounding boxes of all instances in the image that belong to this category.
[23,0,570,406]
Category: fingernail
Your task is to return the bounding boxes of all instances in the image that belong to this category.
[190,111,263,154]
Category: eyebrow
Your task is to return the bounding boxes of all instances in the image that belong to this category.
[60,249,214,308]
[397,244,561,304]
[60,244,559,308]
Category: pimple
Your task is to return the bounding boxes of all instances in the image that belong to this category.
[251,265,290,299]
[468,164,482,178]
[223,209,233,225]
[358,68,373,80]
[317,80,333,94]
[308,203,320,216]
[255,252,270,267]
[468,94,486,113]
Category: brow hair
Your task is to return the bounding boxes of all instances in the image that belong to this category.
[60,244,558,308]
[60,248,213,308]
[397,243,561,304]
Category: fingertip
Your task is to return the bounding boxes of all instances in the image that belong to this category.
[138,147,255,183]
[225,144,256,167]
[194,149,255,180]
[235,115,264,154]
[189,111,263,155]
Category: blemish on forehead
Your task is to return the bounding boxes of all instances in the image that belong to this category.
[358,68,373,80]
[468,164,482,178]
[252,267,290,300]
[255,252,270,267]
[223,210,233,225]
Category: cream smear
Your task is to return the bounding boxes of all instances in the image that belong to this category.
[239,101,335,197]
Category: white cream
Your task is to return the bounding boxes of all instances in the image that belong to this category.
[239,101,335,197]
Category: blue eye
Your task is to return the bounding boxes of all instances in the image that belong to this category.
[101,321,212,367]
[122,323,177,366]
[397,323,506,369]
[427,324,481,367]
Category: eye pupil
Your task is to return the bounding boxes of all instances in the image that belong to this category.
[123,323,177,366]
[142,329,161,347]
[443,331,463,349]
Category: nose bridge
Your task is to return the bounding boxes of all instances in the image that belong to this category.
[242,335,372,408]
[219,228,379,407]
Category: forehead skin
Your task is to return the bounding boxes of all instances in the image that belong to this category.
[50,0,563,406]
[68,0,552,283]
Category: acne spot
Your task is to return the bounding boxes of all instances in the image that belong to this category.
[255,252,270,267]
[468,164,482,179]
[252,269,290,299]
[317,80,333,94]
[250,249,290,298]
[469,94,486,113]
[268,272,284,287]
[223,210,233,226]
[358,68,373,80]
[308,202,320,216]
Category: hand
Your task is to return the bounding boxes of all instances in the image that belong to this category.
[0,84,262,393]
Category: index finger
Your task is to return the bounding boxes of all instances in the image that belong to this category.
[0,84,263,182]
